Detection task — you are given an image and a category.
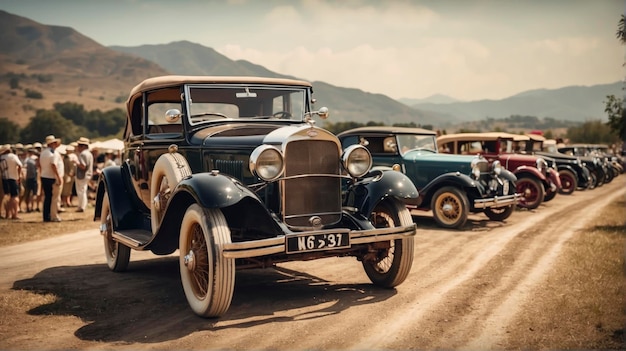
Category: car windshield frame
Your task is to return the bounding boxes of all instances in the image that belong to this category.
[396,134,437,155]
[184,84,309,126]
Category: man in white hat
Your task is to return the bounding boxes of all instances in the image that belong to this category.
[0,144,23,219]
[39,135,63,222]
[74,137,93,213]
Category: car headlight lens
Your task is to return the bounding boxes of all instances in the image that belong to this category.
[249,145,284,181]
[342,144,372,178]
[492,160,502,176]
[470,158,481,179]
[536,158,546,172]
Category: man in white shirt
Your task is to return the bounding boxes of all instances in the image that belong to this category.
[0,144,23,219]
[39,135,63,222]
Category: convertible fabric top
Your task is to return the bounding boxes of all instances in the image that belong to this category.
[126,75,313,119]
[128,75,312,101]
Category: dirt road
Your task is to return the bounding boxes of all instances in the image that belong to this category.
[1,176,624,350]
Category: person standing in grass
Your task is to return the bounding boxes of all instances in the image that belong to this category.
[39,135,63,222]
[0,144,23,220]
[74,137,93,213]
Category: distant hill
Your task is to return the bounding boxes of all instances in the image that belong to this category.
[110,41,290,79]
[410,82,622,123]
[0,10,169,126]
[399,94,461,105]
[109,40,444,126]
[0,10,618,131]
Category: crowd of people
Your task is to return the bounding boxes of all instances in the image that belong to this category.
[0,135,121,221]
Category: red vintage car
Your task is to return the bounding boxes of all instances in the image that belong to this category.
[437,132,561,209]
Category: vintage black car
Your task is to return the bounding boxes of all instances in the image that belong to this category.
[557,144,609,188]
[338,127,519,229]
[514,134,591,193]
[94,76,419,317]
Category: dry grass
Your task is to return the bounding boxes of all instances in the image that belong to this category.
[0,203,97,247]
[504,199,626,349]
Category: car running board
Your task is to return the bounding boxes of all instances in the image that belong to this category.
[112,229,153,248]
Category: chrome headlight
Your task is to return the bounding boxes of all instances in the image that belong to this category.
[342,144,372,178]
[535,157,547,172]
[492,160,502,176]
[249,145,284,181]
[470,158,481,179]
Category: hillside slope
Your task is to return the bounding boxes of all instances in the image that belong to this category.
[411,82,622,122]
[0,10,169,126]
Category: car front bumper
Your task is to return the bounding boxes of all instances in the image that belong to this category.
[221,223,417,259]
[473,193,520,209]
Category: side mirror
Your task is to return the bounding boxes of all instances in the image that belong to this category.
[165,109,182,123]
[317,106,329,120]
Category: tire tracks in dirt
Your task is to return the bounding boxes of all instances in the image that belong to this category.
[349,177,626,350]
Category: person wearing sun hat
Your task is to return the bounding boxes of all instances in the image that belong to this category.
[39,135,64,222]
[21,145,39,213]
[74,137,93,213]
[1,143,23,219]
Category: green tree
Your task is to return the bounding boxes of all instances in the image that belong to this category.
[0,117,21,144]
[566,120,619,144]
[54,102,87,125]
[617,14,625,42]
[19,110,88,144]
[84,108,125,137]
[606,16,626,143]
[9,77,19,89]
[604,95,625,139]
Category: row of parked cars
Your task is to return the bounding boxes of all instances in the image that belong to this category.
[95,76,623,318]
[339,129,623,229]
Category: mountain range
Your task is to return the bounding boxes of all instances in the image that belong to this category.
[0,9,621,130]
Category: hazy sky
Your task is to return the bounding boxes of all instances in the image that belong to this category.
[1,0,624,101]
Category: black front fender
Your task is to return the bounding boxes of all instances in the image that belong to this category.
[150,172,284,253]
[500,169,517,183]
[346,170,418,217]
[94,166,149,231]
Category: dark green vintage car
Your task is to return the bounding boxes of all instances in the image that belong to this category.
[338,127,519,229]
[94,76,419,318]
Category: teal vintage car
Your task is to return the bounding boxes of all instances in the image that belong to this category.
[338,127,519,229]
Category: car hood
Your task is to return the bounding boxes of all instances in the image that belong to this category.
[405,150,475,164]
[190,123,286,149]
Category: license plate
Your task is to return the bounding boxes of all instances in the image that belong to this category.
[503,180,509,194]
[286,232,350,254]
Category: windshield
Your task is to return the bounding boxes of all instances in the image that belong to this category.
[186,85,307,125]
[397,134,437,155]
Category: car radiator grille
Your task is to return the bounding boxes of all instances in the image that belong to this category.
[282,139,342,227]
[214,159,244,180]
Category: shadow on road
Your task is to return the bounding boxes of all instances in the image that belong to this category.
[12,256,397,344]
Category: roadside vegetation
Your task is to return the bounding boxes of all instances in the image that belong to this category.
[503,198,626,349]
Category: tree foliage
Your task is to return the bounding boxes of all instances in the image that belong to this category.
[0,117,21,144]
[19,110,89,144]
[604,95,625,139]
[617,14,625,43]
[566,120,620,144]
[604,16,626,142]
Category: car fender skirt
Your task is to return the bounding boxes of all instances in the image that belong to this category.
[348,170,418,216]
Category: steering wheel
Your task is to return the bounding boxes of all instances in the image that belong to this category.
[272,111,292,119]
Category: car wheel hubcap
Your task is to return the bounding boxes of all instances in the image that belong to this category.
[184,250,196,272]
